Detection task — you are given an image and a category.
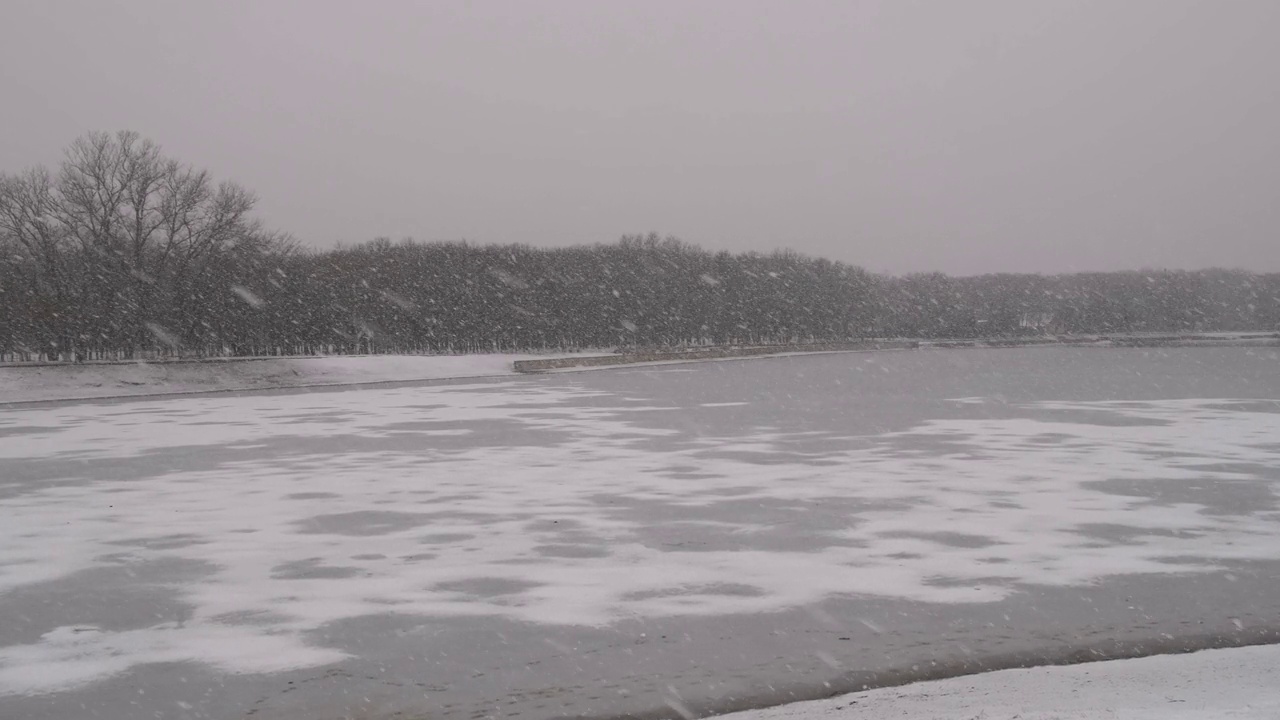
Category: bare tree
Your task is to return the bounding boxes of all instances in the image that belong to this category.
[1,131,268,357]
[64,132,261,348]
[0,166,76,357]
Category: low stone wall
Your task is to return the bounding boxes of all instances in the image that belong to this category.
[512,341,919,373]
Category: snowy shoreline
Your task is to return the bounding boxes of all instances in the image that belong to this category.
[0,353,567,405]
[714,643,1280,720]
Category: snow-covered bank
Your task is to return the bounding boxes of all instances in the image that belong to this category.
[0,354,571,404]
[722,644,1280,720]
[6,333,1276,404]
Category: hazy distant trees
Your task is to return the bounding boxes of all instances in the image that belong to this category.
[3,133,1280,361]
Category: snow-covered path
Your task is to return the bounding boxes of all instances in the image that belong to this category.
[2,346,1279,719]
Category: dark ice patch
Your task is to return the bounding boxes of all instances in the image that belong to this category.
[271,558,362,580]
[623,583,765,601]
[295,511,433,536]
[0,556,216,646]
[105,533,210,550]
[0,425,59,438]
[1074,523,1206,545]
[210,609,293,626]
[533,544,610,559]
[924,575,1009,588]
[1021,433,1077,445]
[434,577,539,597]
[879,531,1002,549]
[417,532,475,544]
[1199,400,1280,413]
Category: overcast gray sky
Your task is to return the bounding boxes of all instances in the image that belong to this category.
[2,0,1277,275]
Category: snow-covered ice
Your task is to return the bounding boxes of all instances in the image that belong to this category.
[2,360,1280,696]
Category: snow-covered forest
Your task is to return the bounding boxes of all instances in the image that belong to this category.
[4,132,1279,361]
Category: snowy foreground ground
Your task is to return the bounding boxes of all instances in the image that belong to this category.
[725,644,1280,720]
[0,353,572,403]
[2,347,1280,719]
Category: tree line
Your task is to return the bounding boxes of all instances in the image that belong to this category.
[3,132,1278,362]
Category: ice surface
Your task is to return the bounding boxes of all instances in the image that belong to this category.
[1,371,1279,694]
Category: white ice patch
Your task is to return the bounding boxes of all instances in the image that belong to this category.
[1,389,1279,695]
[0,623,346,697]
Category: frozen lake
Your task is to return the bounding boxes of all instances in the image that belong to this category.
[3,346,1280,720]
